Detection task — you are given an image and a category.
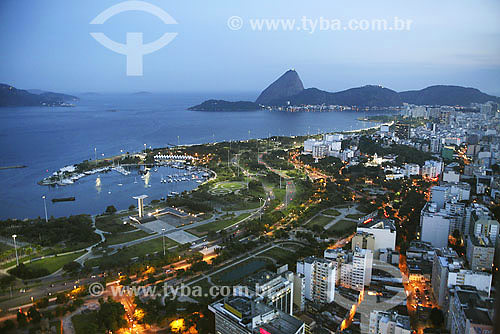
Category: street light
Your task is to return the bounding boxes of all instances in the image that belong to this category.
[42,195,48,222]
[259,198,263,221]
[12,234,18,266]
[162,228,166,256]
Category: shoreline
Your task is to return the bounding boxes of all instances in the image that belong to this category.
[39,121,384,187]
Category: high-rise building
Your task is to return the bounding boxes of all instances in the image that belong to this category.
[430,186,448,209]
[431,248,492,309]
[323,248,347,284]
[296,257,336,304]
[421,160,442,179]
[303,139,316,153]
[447,182,471,202]
[394,122,411,140]
[466,235,495,272]
[403,163,420,177]
[297,314,316,334]
[292,273,305,312]
[480,104,493,116]
[351,232,375,251]
[420,202,452,248]
[448,286,494,334]
[209,296,305,334]
[312,142,328,159]
[440,109,451,124]
[442,170,460,183]
[340,248,373,291]
[430,137,442,153]
[471,217,499,246]
[238,270,294,315]
[357,219,397,251]
[369,311,413,334]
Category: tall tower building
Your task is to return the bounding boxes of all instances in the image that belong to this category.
[296,257,336,304]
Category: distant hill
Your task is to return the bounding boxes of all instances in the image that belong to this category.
[132,91,153,96]
[255,69,304,105]
[0,84,79,107]
[188,69,500,110]
[27,89,46,95]
[188,99,261,111]
[398,85,500,106]
[269,85,403,107]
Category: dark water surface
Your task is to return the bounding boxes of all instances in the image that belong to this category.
[0,93,393,219]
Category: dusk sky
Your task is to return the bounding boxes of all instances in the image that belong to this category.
[1,0,499,95]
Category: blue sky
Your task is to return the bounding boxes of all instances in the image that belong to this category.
[1,0,499,95]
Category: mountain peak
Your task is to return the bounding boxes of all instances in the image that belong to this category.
[255,69,304,105]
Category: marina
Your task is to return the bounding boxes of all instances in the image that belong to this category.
[24,161,213,219]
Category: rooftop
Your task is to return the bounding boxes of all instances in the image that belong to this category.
[464,309,492,326]
[245,270,279,286]
[209,297,304,334]
[377,312,411,330]
[358,218,395,231]
[469,234,494,247]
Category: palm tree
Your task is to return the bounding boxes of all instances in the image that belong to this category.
[25,247,33,262]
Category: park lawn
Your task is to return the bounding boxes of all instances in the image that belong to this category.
[95,215,136,233]
[25,251,85,274]
[51,238,101,253]
[260,247,297,265]
[86,237,179,267]
[198,213,213,220]
[104,230,150,245]
[117,237,178,258]
[0,243,12,253]
[327,220,357,236]
[188,212,251,236]
[1,256,30,269]
[0,247,57,269]
[210,181,245,195]
[273,187,286,202]
[345,213,365,220]
[223,200,260,211]
[220,181,245,189]
[279,243,303,251]
[72,313,99,334]
[322,209,341,216]
[308,215,333,229]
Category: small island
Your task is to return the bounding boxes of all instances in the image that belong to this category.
[188,99,262,111]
